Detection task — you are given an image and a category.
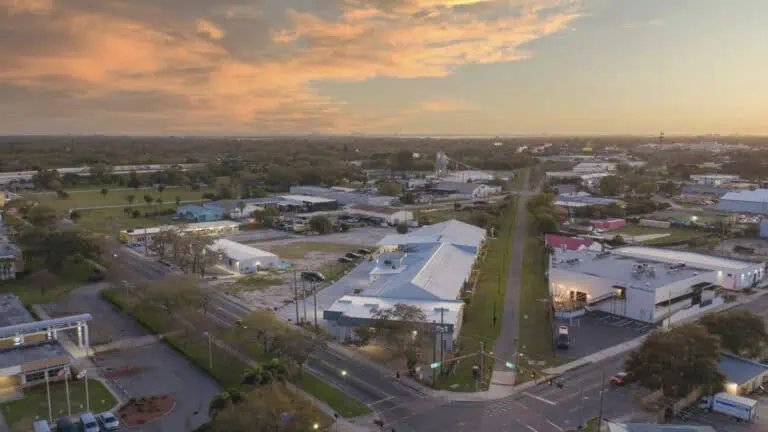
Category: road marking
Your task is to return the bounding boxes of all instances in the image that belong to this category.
[547,420,564,432]
[525,425,539,432]
[523,392,557,406]
[369,396,395,406]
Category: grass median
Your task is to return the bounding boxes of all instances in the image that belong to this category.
[434,197,519,391]
[101,288,370,417]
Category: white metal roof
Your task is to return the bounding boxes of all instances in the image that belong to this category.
[121,220,239,236]
[326,295,463,325]
[280,194,337,204]
[378,220,486,250]
[719,189,768,203]
[613,246,757,271]
[208,239,277,262]
[0,314,92,339]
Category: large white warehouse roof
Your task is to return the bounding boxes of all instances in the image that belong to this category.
[208,239,277,262]
[613,246,754,271]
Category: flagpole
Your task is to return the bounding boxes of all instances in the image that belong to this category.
[64,367,71,416]
[45,367,52,423]
[84,368,90,412]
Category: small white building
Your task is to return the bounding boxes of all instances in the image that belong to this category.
[346,204,414,226]
[432,182,502,199]
[207,239,280,274]
[572,162,617,173]
[550,246,765,324]
[229,204,264,220]
[690,174,741,186]
[119,221,240,245]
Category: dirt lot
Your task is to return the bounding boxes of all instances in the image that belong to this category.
[221,227,392,311]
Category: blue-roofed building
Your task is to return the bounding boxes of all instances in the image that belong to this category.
[177,203,227,222]
[717,352,768,395]
[555,192,622,208]
[716,189,768,214]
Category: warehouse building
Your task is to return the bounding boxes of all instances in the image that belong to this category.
[716,189,768,214]
[430,182,502,200]
[177,203,227,222]
[717,352,768,395]
[324,220,486,350]
[555,193,621,208]
[549,246,764,323]
[546,171,611,189]
[119,221,240,245]
[345,204,414,226]
[0,295,91,391]
[690,174,741,185]
[289,185,393,207]
[207,239,280,274]
[279,195,339,212]
[573,162,617,173]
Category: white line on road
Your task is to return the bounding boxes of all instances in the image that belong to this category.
[525,425,539,432]
[547,420,564,432]
[523,392,557,406]
[369,396,395,406]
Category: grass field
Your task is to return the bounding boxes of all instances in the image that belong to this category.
[435,197,518,391]
[234,274,285,292]
[25,187,216,212]
[0,379,116,430]
[613,225,709,245]
[74,205,178,235]
[101,288,369,417]
[508,167,529,192]
[266,242,367,261]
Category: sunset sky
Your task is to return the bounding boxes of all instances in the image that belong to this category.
[0,0,766,135]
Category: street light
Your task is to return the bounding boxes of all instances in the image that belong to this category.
[341,370,347,377]
[313,423,320,430]
[691,216,698,222]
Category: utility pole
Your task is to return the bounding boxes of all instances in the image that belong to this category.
[302,278,308,323]
[579,387,584,429]
[207,332,213,370]
[64,366,71,416]
[597,368,606,432]
[45,367,52,423]
[313,281,318,328]
[432,320,437,386]
[479,341,485,385]
[85,368,90,412]
[293,270,300,324]
[439,308,445,375]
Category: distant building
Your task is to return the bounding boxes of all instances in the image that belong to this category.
[544,234,598,252]
[207,239,280,274]
[554,193,621,208]
[290,186,393,207]
[279,195,339,212]
[717,352,768,395]
[546,171,611,189]
[430,182,501,199]
[716,189,768,214]
[346,205,414,226]
[324,220,486,350]
[690,174,741,186]
[177,203,227,222]
[572,162,616,173]
[119,221,240,245]
[0,242,22,280]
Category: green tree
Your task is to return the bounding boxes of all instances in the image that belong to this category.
[624,324,724,399]
[100,188,109,199]
[175,195,182,206]
[309,215,333,234]
[56,189,70,200]
[700,310,768,359]
[396,222,409,234]
[393,149,414,171]
[371,304,427,370]
[127,171,141,190]
[208,392,231,419]
[635,181,657,196]
[27,205,58,227]
[157,184,166,198]
[69,210,81,223]
[143,194,154,206]
[211,383,320,431]
[534,212,559,234]
[377,182,403,196]
[401,192,417,205]
[599,175,623,196]
[237,201,247,217]
[156,197,163,208]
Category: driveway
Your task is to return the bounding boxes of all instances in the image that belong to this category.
[43,284,221,431]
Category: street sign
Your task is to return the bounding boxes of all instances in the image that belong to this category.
[430,362,441,369]
[504,362,516,369]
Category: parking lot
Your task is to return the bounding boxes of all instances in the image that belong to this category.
[43,284,221,431]
[554,311,655,360]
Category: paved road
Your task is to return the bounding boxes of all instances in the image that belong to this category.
[492,170,531,383]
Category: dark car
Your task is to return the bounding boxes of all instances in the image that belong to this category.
[356,248,372,255]
[338,257,353,264]
[56,417,77,432]
[556,333,570,349]
[345,252,363,260]
[301,271,326,282]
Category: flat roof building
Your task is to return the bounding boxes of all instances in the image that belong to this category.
[289,185,393,207]
[716,189,768,214]
[119,220,240,245]
[207,239,280,274]
[324,220,486,350]
[549,247,764,324]
[0,295,91,390]
[717,352,768,395]
[690,174,741,186]
[346,204,414,226]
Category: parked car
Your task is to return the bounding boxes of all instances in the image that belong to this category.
[97,411,120,431]
[301,271,325,282]
[609,371,629,386]
[345,252,363,260]
[80,413,99,432]
[338,257,353,264]
[556,333,570,349]
[56,417,77,432]
[356,248,371,255]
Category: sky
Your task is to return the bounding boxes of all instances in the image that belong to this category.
[0,0,766,136]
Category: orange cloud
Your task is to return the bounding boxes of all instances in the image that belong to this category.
[0,0,583,132]
[1,0,53,15]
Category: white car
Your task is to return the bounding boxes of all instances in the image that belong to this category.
[97,411,120,431]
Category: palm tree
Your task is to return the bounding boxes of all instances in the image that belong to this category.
[144,194,153,206]
[100,188,109,199]
[157,184,166,199]
[237,201,247,218]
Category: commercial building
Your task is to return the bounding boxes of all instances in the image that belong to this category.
[0,295,91,391]
[717,352,768,395]
[207,239,280,274]
[554,193,621,208]
[119,220,240,245]
[716,189,768,214]
[549,246,764,323]
[573,162,617,173]
[430,182,502,200]
[290,186,393,207]
[324,220,486,350]
[546,171,611,189]
[545,234,598,252]
[279,195,339,212]
[177,203,227,222]
[591,218,627,230]
[606,423,715,432]
[345,204,414,226]
[690,174,741,186]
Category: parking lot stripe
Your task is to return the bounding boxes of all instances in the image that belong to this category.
[546,420,564,432]
[523,392,557,405]
[525,425,539,432]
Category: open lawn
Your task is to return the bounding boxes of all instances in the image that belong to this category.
[102,288,368,417]
[266,242,367,261]
[0,259,102,305]
[508,167,529,192]
[25,187,215,212]
[613,225,710,245]
[434,197,518,391]
[234,274,285,292]
[73,205,178,235]
[0,379,116,430]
